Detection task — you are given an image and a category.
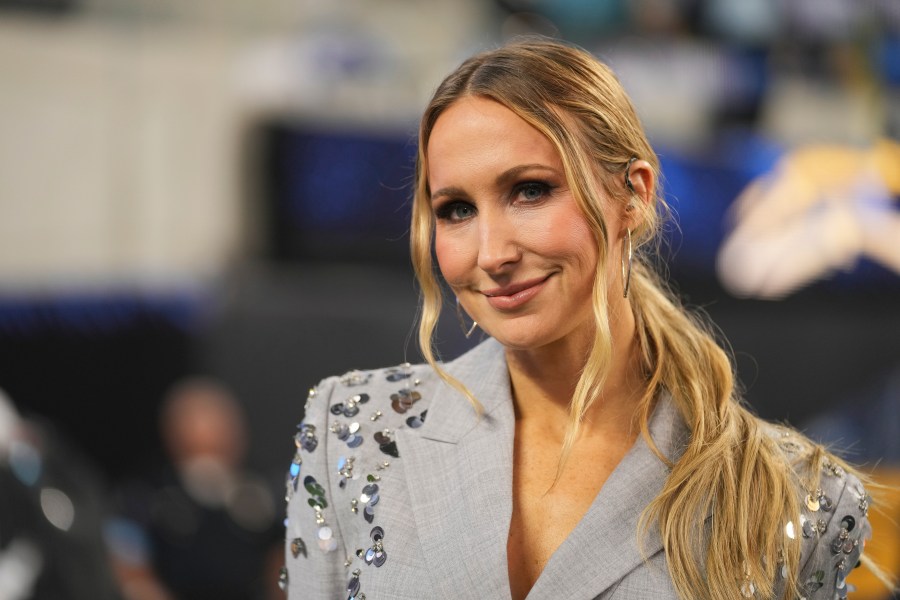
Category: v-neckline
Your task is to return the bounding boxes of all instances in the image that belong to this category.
[505,418,642,600]
[399,339,687,600]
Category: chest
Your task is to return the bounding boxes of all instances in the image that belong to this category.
[506,425,636,599]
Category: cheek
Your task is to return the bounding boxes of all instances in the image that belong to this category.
[525,211,598,274]
[571,232,600,284]
[434,229,474,286]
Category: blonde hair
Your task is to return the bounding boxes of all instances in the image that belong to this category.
[411,39,883,600]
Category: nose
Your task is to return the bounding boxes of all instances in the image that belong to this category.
[476,211,521,274]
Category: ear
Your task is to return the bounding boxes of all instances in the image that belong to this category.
[622,158,655,230]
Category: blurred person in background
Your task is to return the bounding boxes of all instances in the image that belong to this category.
[108,378,282,600]
[0,387,123,600]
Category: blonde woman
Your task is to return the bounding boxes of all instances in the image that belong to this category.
[283,39,878,600]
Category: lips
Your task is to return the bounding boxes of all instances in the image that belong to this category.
[481,275,552,310]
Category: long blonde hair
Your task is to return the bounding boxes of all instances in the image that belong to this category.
[411,39,854,600]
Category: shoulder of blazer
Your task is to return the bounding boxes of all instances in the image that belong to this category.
[282,341,502,598]
[759,422,873,600]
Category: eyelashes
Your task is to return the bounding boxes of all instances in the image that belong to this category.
[516,181,552,202]
[434,201,475,222]
[433,180,555,223]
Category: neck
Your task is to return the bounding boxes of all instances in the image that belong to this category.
[505,297,643,440]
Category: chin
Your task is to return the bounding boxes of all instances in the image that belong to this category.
[481,320,562,352]
[480,307,597,352]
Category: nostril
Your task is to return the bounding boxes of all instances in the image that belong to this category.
[477,251,521,274]
[477,242,521,273]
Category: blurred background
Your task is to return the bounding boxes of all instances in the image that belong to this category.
[0,0,897,598]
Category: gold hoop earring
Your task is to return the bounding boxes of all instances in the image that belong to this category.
[455,297,478,339]
[621,228,633,298]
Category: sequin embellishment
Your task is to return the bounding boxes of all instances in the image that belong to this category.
[830,521,859,556]
[406,409,427,428]
[374,429,399,458]
[304,387,317,412]
[286,449,303,499]
[360,479,380,524]
[822,458,846,478]
[385,363,412,382]
[804,488,834,513]
[800,513,827,538]
[390,388,422,414]
[290,537,307,558]
[805,491,820,512]
[332,420,365,449]
[347,569,366,600]
[304,475,337,552]
[341,370,372,387]
[802,570,825,594]
[854,483,871,516]
[331,393,371,418]
[297,423,318,453]
[289,364,425,578]
[338,456,358,489]
[356,526,388,568]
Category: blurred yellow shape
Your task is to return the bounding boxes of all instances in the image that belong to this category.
[717,139,900,299]
[848,467,900,599]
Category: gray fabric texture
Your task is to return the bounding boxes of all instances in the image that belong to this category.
[284,337,871,599]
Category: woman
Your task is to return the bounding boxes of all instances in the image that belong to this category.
[283,39,877,600]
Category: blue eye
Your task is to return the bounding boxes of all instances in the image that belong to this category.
[452,204,475,219]
[435,201,475,222]
[517,182,550,202]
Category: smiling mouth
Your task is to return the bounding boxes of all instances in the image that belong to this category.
[480,275,553,310]
[481,275,552,297]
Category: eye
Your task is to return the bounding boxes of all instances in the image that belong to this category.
[434,201,476,222]
[516,182,551,202]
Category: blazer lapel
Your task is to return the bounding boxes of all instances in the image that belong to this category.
[397,338,516,599]
[398,337,689,600]
[526,396,689,600]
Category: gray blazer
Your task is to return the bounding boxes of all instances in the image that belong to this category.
[284,338,870,599]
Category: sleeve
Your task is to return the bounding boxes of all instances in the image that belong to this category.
[795,467,872,600]
[283,376,347,599]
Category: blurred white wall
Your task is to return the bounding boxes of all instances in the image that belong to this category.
[0,1,488,291]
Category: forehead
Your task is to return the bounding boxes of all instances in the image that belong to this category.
[426,96,562,186]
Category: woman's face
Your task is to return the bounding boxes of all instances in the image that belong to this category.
[427,96,626,351]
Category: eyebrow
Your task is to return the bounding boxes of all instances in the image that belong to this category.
[430,163,560,202]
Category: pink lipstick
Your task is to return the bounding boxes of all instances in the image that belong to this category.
[481,275,552,310]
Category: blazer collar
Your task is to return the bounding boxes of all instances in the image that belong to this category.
[398,338,689,599]
[417,337,513,444]
[526,396,688,600]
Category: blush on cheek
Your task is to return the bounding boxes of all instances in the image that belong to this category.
[433,235,466,287]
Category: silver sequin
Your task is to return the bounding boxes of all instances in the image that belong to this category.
[341,370,372,387]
